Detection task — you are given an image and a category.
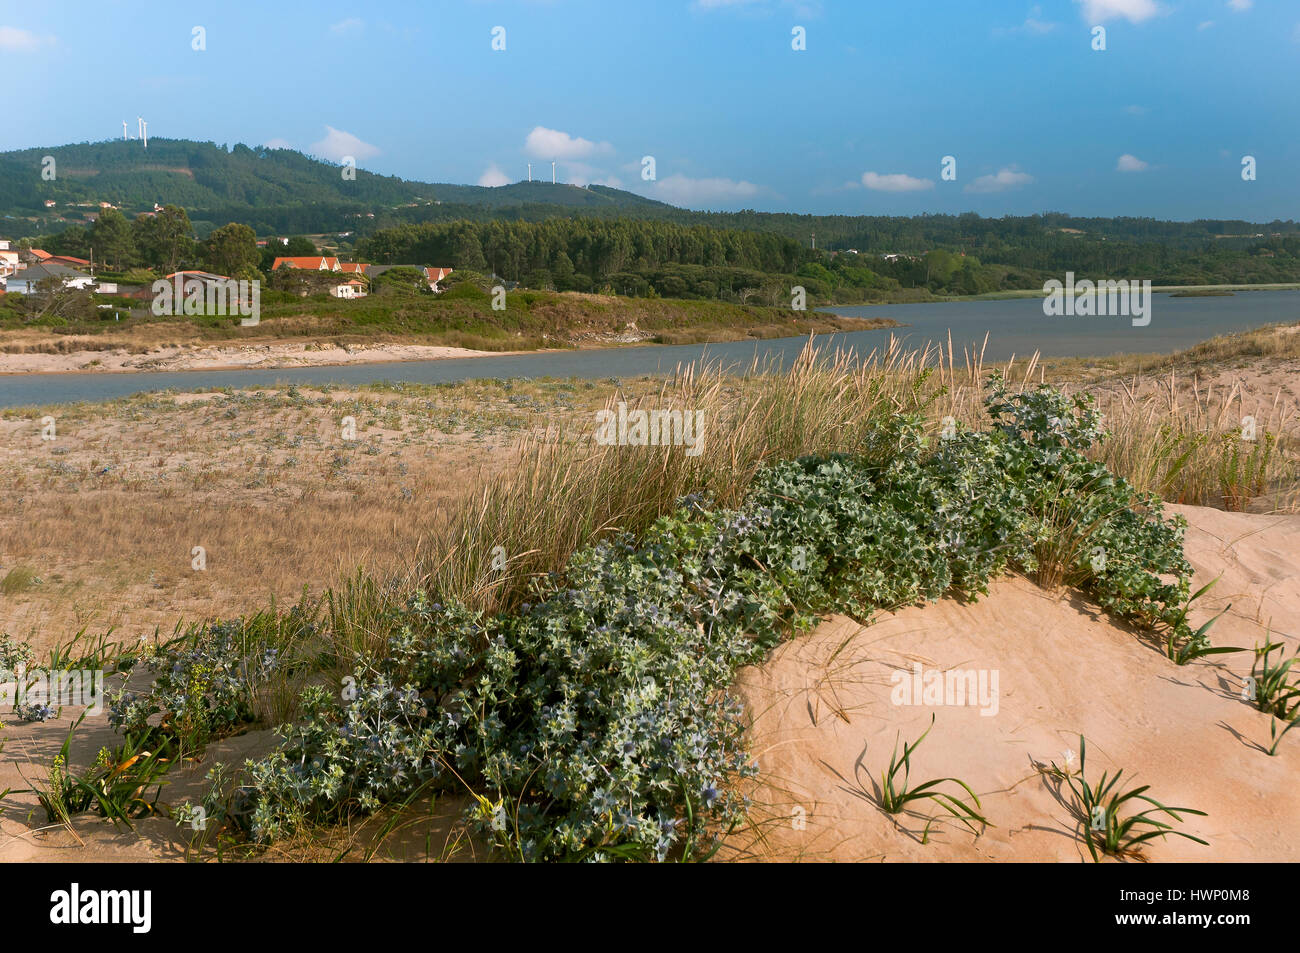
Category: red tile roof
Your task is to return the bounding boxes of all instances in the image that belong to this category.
[271,256,340,271]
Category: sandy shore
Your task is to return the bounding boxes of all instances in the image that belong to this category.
[0,340,516,375]
[2,503,1295,862]
[721,503,1300,862]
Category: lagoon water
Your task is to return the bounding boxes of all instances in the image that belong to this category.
[2,290,1296,409]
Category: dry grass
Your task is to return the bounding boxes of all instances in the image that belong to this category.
[413,332,1300,617]
[2,328,1297,655]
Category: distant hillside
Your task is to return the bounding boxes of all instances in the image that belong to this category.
[0,138,676,238]
[2,138,1298,292]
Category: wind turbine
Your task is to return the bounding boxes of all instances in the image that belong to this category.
[139,118,148,149]
[122,120,128,141]
[551,160,555,184]
[527,163,531,182]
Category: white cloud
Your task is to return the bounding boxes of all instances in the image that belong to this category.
[1073,0,1162,24]
[262,138,293,150]
[524,126,613,160]
[649,174,761,207]
[1227,0,1252,11]
[1023,6,1058,32]
[556,160,625,189]
[330,18,364,34]
[1198,20,1216,29]
[993,7,1059,36]
[861,171,934,192]
[309,126,380,162]
[477,164,510,188]
[0,26,53,51]
[965,167,1035,193]
[1124,104,1148,115]
[1116,153,1149,172]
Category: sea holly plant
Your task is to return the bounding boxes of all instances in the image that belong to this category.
[1051,737,1208,862]
[108,618,286,751]
[158,380,1213,861]
[0,634,35,684]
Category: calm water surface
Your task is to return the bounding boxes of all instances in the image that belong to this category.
[2,290,1295,409]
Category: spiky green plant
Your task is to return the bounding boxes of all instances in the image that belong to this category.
[1055,737,1208,861]
[1249,636,1300,718]
[875,715,989,836]
[31,713,174,830]
[1248,636,1300,755]
[1164,581,1243,665]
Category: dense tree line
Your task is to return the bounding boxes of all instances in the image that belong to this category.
[43,205,268,279]
[354,217,1300,301]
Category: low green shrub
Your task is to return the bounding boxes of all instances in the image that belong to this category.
[154,379,1209,860]
[107,615,305,751]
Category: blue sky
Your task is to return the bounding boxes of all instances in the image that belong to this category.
[3,0,1297,219]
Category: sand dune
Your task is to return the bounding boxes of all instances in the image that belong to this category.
[3,504,1296,862]
[721,504,1300,862]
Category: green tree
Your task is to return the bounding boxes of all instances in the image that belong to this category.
[90,208,137,270]
[371,266,425,296]
[201,223,261,278]
[453,229,488,271]
[47,225,91,258]
[284,236,318,256]
[133,205,194,273]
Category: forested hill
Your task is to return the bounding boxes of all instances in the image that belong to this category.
[5,138,1298,255]
[5,138,1300,293]
[0,138,675,236]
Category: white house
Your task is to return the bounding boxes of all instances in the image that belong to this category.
[331,279,367,299]
[0,250,18,277]
[4,262,95,294]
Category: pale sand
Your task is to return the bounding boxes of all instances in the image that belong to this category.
[2,504,1295,861]
[720,503,1299,862]
[0,341,509,375]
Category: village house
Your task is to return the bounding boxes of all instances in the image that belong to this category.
[424,266,454,292]
[331,279,367,299]
[272,256,342,271]
[4,262,96,294]
[46,255,91,270]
